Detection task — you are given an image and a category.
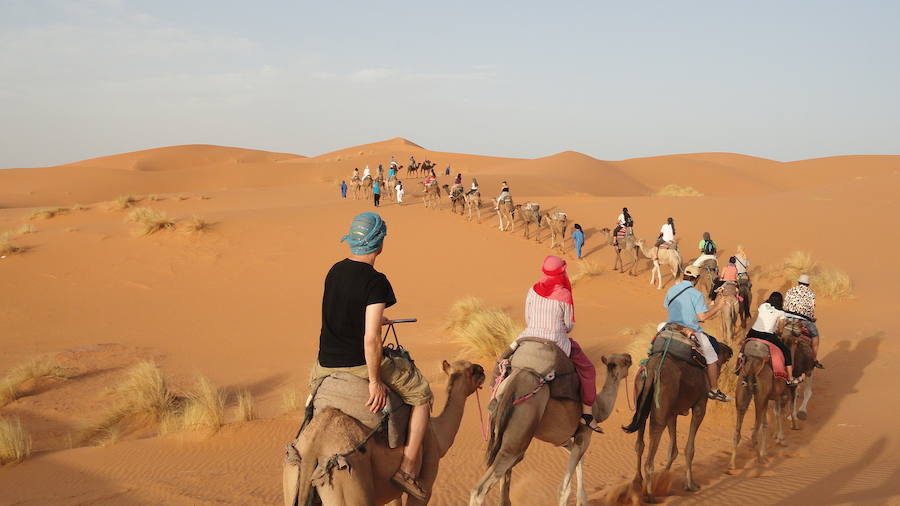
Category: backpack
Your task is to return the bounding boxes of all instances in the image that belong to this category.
[702,240,716,255]
[623,213,634,227]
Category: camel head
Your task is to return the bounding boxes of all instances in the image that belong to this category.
[441,360,486,396]
[601,353,633,382]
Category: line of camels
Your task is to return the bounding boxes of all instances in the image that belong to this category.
[295,171,819,505]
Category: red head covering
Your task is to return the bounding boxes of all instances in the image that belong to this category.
[533,255,575,319]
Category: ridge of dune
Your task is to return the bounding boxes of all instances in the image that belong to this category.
[311,137,425,160]
[62,144,302,171]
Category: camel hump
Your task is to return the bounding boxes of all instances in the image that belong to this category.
[742,339,771,358]
[506,339,580,402]
[312,373,410,449]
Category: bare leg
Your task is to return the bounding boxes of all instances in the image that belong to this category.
[401,404,429,476]
[684,403,706,491]
[706,363,720,392]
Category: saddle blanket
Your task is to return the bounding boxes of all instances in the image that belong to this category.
[649,323,706,368]
[491,338,581,403]
[746,338,788,380]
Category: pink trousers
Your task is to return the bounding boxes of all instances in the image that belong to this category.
[569,339,597,407]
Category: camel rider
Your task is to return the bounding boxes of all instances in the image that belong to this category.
[784,274,824,369]
[352,168,360,181]
[692,232,717,267]
[387,165,396,181]
[409,155,416,168]
[657,217,676,248]
[423,170,437,187]
[495,181,511,210]
[514,255,603,432]
[613,207,633,240]
[449,173,463,199]
[363,165,371,180]
[710,256,738,301]
[734,245,751,283]
[664,264,730,402]
[744,292,801,385]
[378,164,384,178]
[466,177,479,196]
[390,156,398,169]
[311,212,431,501]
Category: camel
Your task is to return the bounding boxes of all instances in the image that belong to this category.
[350,177,363,200]
[421,182,441,209]
[406,163,419,178]
[496,198,515,232]
[635,239,683,290]
[541,211,568,254]
[362,176,374,200]
[285,360,485,506]
[623,341,733,502]
[514,202,542,241]
[379,176,394,200]
[464,191,482,223]
[470,353,633,506]
[783,323,816,428]
[602,227,640,275]
[694,259,718,297]
[715,283,740,344]
[730,339,789,469]
[737,278,752,329]
[441,184,465,215]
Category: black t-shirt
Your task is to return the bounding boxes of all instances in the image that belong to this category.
[318,259,397,367]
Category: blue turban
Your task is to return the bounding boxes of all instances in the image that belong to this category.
[340,212,387,255]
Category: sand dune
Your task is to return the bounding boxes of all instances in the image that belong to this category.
[1,140,899,505]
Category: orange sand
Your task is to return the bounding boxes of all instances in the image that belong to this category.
[1,138,899,504]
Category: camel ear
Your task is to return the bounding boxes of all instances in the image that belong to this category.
[442,360,452,375]
[601,355,608,365]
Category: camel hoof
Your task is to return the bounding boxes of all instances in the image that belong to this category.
[643,495,659,504]
[797,411,807,421]
[685,482,701,492]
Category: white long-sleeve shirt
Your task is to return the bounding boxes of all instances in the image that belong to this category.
[660,223,675,242]
[516,288,574,356]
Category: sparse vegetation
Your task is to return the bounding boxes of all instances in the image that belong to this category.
[148,194,162,201]
[620,323,660,362]
[0,417,32,465]
[178,195,190,201]
[281,388,302,413]
[127,207,175,236]
[235,390,255,422]
[14,224,36,235]
[777,251,853,300]
[112,194,142,210]
[200,195,211,200]
[65,227,79,233]
[71,203,89,211]
[655,184,704,197]
[0,356,70,407]
[29,207,69,220]
[182,215,210,233]
[178,377,225,432]
[446,297,522,360]
[570,259,603,284]
[0,235,22,256]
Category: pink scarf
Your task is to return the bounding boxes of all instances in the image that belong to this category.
[532,255,575,320]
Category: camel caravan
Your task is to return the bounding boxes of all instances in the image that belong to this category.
[304,165,827,504]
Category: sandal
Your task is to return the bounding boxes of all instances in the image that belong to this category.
[391,470,428,502]
[814,361,825,369]
[707,389,731,402]
[580,414,604,434]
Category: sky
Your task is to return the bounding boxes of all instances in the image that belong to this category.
[1,0,899,168]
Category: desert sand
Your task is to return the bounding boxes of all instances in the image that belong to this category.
[1,137,899,504]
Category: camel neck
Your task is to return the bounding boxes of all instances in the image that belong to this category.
[431,376,470,458]
[593,367,622,422]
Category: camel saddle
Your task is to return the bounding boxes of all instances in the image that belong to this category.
[784,318,814,339]
[649,323,706,368]
[304,372,409,449]
[741,339,788,380]
[492,338,581,403]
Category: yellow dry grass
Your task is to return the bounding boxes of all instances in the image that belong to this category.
[127,207,175,236]
[0,235,22,256]
[182,215,210,233]
[0,417,32,465]
[71,203,89,211]
[778,251,853,300]
[235,390,255,422]
[570,258,603,285]
[446,297,522,361]
[14,223,36,235]
[655,184,704,197]
[112,194,142,210]
[281,389,303,413]
[620,323,660,363]
[29,207,69,220]
[0,356,70,407]
[178,377,225,432]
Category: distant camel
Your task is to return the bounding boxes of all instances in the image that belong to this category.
[496,198,515,232]
[602,227,640,275]
[285,360,485,506]
[464,191,482,223]
[635,239,683,290]
[715,283,740,344]
[737,277,752,329]
[470,351,632,506]
[783,320,816,428]
[442,184,465,215]
[350,177,362,200]
[379,176,394,200]
[421,182,441,209]
[362,176,374,200]
[730,339,789,470]
[624,339,733,502]
[406,163,419,178]
[515,202,542,241]
[541,211,568,254]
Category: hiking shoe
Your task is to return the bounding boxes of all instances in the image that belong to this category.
[392,470,428,502]
[814,361,825,369]
[708,390,730,402]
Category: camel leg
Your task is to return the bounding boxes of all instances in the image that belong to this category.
[664,415,678,471]
[643,420,665,501]
[756,395,769,463]
[632,424,645,494]
[575,459,587,506]
[731,382,751,470]
[470,456,518,506]
[558,428,590,506]
[683,403,705,492]
[774,391,786,446]
[499,469,512,506]
[798,372,813,421]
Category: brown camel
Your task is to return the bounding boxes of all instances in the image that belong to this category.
[635,239,683,290]
[623,342,733,502]
[514,202,542,241]
[285,360,485,506]
[350,177,363,200]
[783,322,816,428]
[737,277,752,329]
[541,211,568,254]
[470,352,632,506]
[406,163,419,178]
[693,258,718,297]
[464,191,482,223]
[603,227,640,275]
[496,198,515,232]
[421,182,441,209]
[714,283,739,344]
[362,176,374,200]
[730,339,789,469]
[380,176,394,200]
[441,184,465,215]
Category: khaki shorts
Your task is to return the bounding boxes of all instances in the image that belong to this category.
[310,356,433,406]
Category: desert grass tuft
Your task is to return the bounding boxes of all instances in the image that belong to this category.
[29,207,69,220]
[148,194,162,201]
[620,323,661,363]
[0,236,23,256]
[71,203,89,211]
[656,184,704,197]
[14,224,36,235]
[111,194,142,210]
[127,207,175,236]
[446,297,522,360]
[0,417,32,465]
[178,377,225,432]
[200,195,211,200]
[777,251,853,300]
[235,390,255,422]
[570,259,603,285]
[281,389,303,413]
[182,216,210,233]
[178,195,190,201]
[0,356,70,407]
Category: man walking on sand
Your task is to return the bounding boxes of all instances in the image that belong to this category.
[340,180,348,199]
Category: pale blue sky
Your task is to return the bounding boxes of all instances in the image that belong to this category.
[2,0,898,167]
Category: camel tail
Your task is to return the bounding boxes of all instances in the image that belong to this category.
[485,368,527,467]
[739,356,765,396]
[622,371,654,434]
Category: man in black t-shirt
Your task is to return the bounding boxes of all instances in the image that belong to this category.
[310,212,432,501]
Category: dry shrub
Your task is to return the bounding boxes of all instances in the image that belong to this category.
[620,323,660,363]
[94,426,122,447]
[182,216,210,233]
[112,194,142,210]
[570,259,603,285]
[777,251,853,300]
[15,224,36,235]
[0,417,32,465]
[235,390,255,422]
[29,207,68,220]
[178,195,190,201]
[0,235,22,256]
[446,297,522,361]
[127,207,175,236]
[65,227,79,233]
[71,203,89,211]
[200,195,211,200]
[148,194,162,201]
[178,377,225,432]
[281,389,303,413]
[656,184,704,197]
[0,357,70,407]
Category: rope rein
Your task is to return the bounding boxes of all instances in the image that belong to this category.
[474,386,489,442]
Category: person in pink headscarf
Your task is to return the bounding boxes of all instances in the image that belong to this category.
[515,255,602,432]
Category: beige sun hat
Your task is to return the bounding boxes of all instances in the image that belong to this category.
[684,265,701,277]
[798,274,810,284]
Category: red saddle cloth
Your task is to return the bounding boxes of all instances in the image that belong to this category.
[747,338,788,380]
[616,227,631,238]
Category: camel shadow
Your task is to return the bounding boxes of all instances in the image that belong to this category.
[224,372,291,399]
